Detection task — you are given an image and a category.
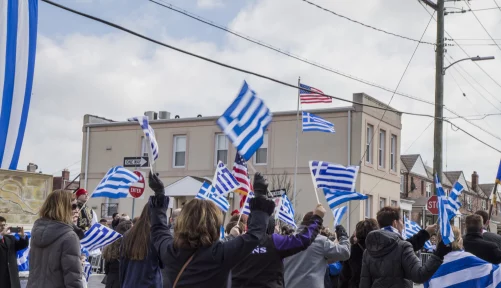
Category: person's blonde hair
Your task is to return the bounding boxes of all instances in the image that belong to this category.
[39,190,73,224]
[174,199,223,249]
[437,226,462,251]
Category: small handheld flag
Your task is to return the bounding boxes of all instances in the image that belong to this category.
[332,206,347,227]
[322,188,368,210]
[81,223,122,252]
[278,194,297,228]
[91,166,140,199]
[213,161,241,196]
[435,174,455,245]
[309,161,359,192]
[302,112,335,133]
[15,232,31,272]
[128,116,159,166]
[233,153,251,196]
[84,262,92,282]
[404,217,432,250]
[241,191,254,216]
[196,182,230,213]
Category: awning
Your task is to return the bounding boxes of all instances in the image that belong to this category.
[164,176,212,197]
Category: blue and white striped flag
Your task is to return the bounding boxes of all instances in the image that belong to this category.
[332,206,347,227]
[322,188,368,210]
[91,166,140,199]
[424,251,501,288]
[129,116,159,163]
[15,232,30,272]
[449,181,464,202]
[241,191,254,216]
[436,174,455,245]
[196,182,230,213]
[309,161,359,192]
[81,223,122,252]
[83,262,92,282]
[220,225,225,240]
[446,182,464,221]
[0,0,38,170]
[302,111,335,133]
[404,217,432,250]
[278,194,297,228]
[217,81,272,161]
[213,161,241,196]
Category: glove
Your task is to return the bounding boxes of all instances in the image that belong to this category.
[149,171,165,196]
[335,225,348,240]
[434,241,452,260]
[253,173,269,197]
[249,196,275,216]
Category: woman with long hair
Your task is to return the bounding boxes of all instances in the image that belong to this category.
[102,220,132,288]
[148,172,275,288]
[27,190,82,288]
[119,204,162,287]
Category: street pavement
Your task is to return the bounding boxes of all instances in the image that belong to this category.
[21,274,105,288]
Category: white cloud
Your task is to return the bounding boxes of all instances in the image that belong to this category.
[197,0,223,9]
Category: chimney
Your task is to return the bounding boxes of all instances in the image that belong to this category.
[472,171,479,191]
[27,163,38,172]
[62,169,70,181]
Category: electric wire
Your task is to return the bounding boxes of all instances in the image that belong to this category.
[462,0,501,52]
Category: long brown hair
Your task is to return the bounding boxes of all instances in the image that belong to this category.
[39,190,73,224]
[122,204,151,260]
[174,199,223,249]
[103,220,133,261]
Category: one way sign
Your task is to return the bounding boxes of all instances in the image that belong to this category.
[123,157,149,168]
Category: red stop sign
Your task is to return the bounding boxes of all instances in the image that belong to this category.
[427,195,438,215]
[129,171,145,198]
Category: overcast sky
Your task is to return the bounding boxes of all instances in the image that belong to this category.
[21,0,501,184]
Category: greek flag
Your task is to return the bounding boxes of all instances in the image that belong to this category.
[81,223,122,252]
[449,181,464,201]
[404,217,432,250]
[91,166,139,198]
[241,191,254,216]
[496,159,501,184]
[309,161,359,192]
[424,251,501,288]
[278,194,297,228]
[129,116,159,163]
[217,81,272,161]
[322,188,368,210]
[436,174,455,245]
[446,181,463,221]
[213,161,241,196]
[302,112,335,133]
[15,232,30,271]
[0,0,38,170]
[332,206,347,226]
[196,182,230,213]
[83,262,92,282]
[220,225,225,240]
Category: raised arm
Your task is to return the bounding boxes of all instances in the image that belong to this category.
[14,228,29,251]
[325,225,351,262]
[406,224,434,252]
[402,241,444,283]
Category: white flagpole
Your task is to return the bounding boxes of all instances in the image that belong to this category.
[293,76,301,211]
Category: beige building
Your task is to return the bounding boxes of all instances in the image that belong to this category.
[81,93,402,233]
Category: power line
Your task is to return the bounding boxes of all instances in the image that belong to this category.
[445,113,501,119]
[40,0,501,154]
[462,0,501,52]
[50,160,81,175]
[492,0,501,11]
[453,38,501,41]
[149,0,436,106]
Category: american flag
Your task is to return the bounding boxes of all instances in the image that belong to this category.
[299,83,331,104]
[232,153,251,196]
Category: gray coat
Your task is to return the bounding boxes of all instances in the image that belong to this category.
[27,218,83,288]
[360,230,442,288]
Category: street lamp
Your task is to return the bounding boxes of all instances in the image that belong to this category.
[443,56,495,74]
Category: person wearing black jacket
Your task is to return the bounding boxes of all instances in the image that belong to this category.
[149,172,275,288]
[463,214,501,264]
[0,216,29,288]
[475,210,501,249]
[231,203,326,288]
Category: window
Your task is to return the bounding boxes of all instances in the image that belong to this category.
[173,135,186,167]
[445,188,449,197]
[390,135,397,171]
[482,200,486,210]
[140,136,148,157]
[421,180,425,196]
[391,200,397,207]
[365,195,372,218]
[366,124,374,164]
[378,129,386,168]
[400,175,404,193]
[255,133,268,165]
[467,196,472,211]
[426,183,431,198]
[215,134,228,165]
[380,197,386,209]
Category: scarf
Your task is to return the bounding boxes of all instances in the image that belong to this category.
[381,226,403,238]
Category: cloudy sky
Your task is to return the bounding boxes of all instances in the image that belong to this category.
[20,0,501,184]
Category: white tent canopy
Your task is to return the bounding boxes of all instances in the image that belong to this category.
[164,176,212,197]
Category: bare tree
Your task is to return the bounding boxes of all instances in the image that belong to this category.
[266,171,303,229]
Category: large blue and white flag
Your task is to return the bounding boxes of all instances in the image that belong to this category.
[241,191,254,216]
[310,161,359,192]
[213,161,241,196]
[196,182,230,213]
[278,194,297,228]
[424,251,501,288]
[217,81,272,161]
[91,166,140,199]
[129,116,159,163]
[81,223,122,252]
[0,0,38,170]
[302,111,335,133]
[322,188,368,210]
[436,174,455,245]
[404,217,432,250]
[15,232,30,272]
[332,206,347,227]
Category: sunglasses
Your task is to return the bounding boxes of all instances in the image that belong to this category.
[72,204,78,210]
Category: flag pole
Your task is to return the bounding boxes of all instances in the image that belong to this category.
[488,184,498,231]
[293,76,301,211]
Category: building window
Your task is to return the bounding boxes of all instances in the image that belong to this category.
[390,135,397,171]
[426,183,431,198]
[215,134,228,165]
[400,175,404,193]
[173,135,186,167]
[255,133,268,165]
[482,200,486,210]
[365,195,372,218]
[378,129,386,168]
[421,180,425,196]
[467,196,472,211]
[366,124,374,164]
[380,197,386,209]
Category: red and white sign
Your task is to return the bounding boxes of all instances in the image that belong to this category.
[427,195,438,215]
[129,171,145,198]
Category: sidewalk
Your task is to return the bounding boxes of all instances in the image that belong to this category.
[21,274,105,288]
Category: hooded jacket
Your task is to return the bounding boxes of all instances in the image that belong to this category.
[27,218,83,288]
[360,230,442,288]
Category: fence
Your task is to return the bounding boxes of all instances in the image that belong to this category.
[101,203,119,218]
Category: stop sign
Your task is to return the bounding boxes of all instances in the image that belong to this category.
[129,171,145,198]
[427,195,439,215]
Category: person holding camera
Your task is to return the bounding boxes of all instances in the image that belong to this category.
[0,216,29,288]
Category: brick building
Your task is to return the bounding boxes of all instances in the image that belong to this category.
[52,169,80,191]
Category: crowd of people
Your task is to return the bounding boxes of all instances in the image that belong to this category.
[1,172,501,287]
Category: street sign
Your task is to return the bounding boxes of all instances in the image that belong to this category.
[129,171,145,198]
[427,195,439,215]
[270,189,286,198]
[123,157,149,168]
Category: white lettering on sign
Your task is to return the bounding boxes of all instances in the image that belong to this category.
[125,159,140,165]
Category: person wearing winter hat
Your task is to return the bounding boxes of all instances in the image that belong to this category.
[75,188,97,232]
